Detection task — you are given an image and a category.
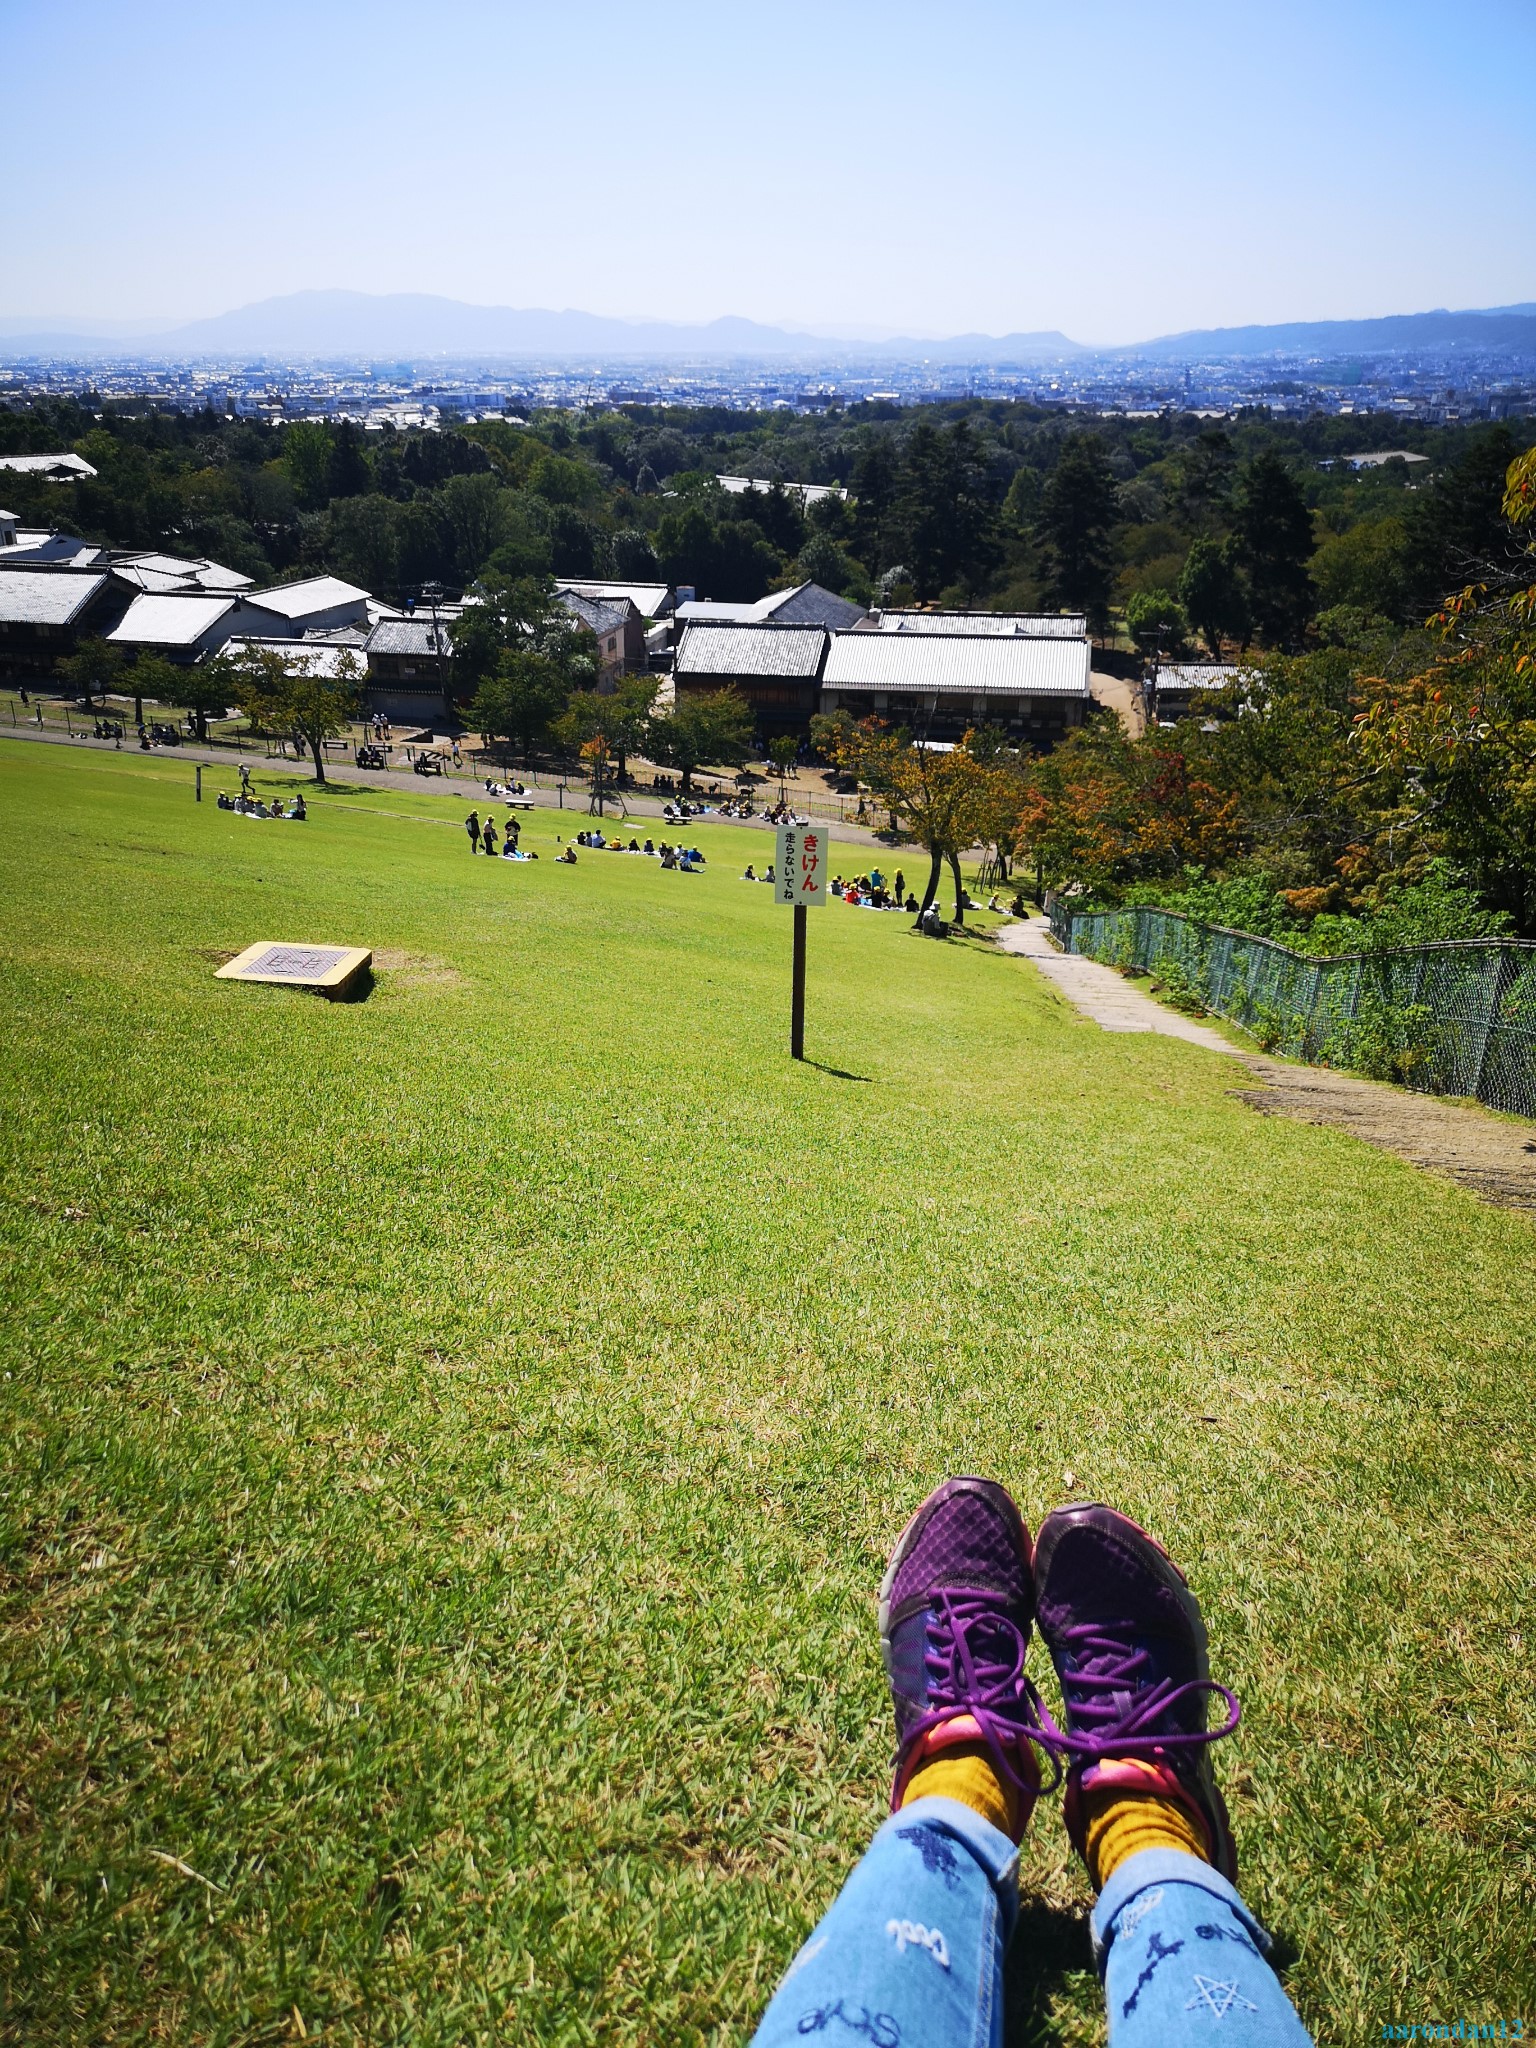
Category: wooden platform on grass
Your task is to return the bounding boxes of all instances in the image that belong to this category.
[215,942,372,996]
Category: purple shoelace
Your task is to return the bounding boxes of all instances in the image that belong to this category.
[1032,1619,1241,1762]
[903,1590,1060,1794]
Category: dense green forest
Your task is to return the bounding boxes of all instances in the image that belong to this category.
[2,395,1531,650]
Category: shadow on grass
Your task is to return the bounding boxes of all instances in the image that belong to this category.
[802,1059,872,1083]
[1003,1895,1095,2047]
[329,966,375,1004]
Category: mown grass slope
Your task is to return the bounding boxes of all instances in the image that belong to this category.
[1,743,1532,2045]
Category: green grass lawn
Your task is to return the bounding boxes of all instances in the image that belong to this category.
[1,742,1532,2046]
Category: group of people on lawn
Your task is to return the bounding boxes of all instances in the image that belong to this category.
[463,810,537,860]
[219,765,305,820]
[566,831,706,870]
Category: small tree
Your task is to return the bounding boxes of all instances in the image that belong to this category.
[125,652,182,729]
[58,636,124,709]
[1126,589,1189,658]
[768,734,798,797]
[646,688,754,793]
[1178,538,1249,659]
[172,657,244,742]
[471,648,570,763]
[222,645,361,784]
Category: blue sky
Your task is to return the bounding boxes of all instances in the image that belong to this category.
[2,0,1533,343]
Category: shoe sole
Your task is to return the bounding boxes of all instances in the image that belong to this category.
[877,1476,1034,1687]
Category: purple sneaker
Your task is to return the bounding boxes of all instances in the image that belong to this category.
[1033,1503,1241,1880]
[878,1477,1046,1827]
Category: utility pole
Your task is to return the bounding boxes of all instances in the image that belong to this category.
[422,581,450,719]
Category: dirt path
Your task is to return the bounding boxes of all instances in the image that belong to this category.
[1000,919,1536,1214]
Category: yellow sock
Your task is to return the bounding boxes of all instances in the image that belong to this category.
[1082,1773,1210,1890]
[902,1742,1021,1840]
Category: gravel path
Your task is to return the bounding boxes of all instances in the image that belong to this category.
[1000,918,1536,1214]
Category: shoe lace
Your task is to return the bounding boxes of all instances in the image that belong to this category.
[907,1591,1062,1794]
[1032,1619,1241,1762]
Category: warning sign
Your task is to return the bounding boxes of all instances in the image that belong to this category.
[775,822,828,907]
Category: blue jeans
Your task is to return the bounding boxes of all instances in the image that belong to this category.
[750,1798,1312,2048]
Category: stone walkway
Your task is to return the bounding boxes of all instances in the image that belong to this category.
[998,916,1235,1051]
[999,919,1536,1214]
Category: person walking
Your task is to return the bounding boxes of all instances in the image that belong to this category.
[749,1479,1310,2048]
[465,808,481,853]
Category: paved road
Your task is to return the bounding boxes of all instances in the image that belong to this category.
[1,723,887,848]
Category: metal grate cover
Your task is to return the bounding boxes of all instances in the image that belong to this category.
[249,945,352,980]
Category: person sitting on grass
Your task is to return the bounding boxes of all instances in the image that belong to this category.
[748,1479,1309,2048]
[762,864,775,885]
[643,838,656,855]
[217,791,233,810]
[743,864,758,881]
[660,847,677,869]
[500,835,519,858]
[557,846,577,864]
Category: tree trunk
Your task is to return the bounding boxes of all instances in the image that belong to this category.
[310,735,326,785]
[195,708,208,742]
[948,850,966,927]
[915,844,943,925]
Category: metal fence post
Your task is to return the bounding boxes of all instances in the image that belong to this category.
[1465,946,1507,1108]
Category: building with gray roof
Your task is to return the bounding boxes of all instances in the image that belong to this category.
[871,608,1087,637]
[674,621,830,737]
[0,568,124,676]
[248,575,369,633]
[1149,662,1247,721]
[555,578,675,620]
[673,581,865,634]
[822,629,1090,745]
[0,452,99,482]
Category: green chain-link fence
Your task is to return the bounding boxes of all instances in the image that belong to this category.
[1046,901,1536,1118]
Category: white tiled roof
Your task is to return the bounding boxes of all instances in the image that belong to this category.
[0,452,99,479]
[823,632,1090,697]
[107,593,236,647]
[675,622,827,679]
[249,575,368,619]
[674,599,762,624]
[0,569,109,626]
[1156,664,1244,690]
[224,636,364,679]
[556,579,673,617]
[874,609,1087,637]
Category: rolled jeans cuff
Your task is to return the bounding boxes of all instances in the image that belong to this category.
[1090,1847,1272,1974]
[889,1795,1022,1940]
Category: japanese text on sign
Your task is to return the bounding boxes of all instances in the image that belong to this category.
[775,822,828,907]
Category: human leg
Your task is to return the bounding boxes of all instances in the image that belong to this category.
[751,1479,1047,2048]
[1033,1504,1312,2048]
[750,1796,1018,2048]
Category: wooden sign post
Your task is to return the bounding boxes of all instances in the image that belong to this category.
[775,821,828,1060]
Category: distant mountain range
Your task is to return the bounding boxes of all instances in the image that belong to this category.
[0,290,1533,363]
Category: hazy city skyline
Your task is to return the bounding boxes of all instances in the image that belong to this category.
[4,0,1533,345]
